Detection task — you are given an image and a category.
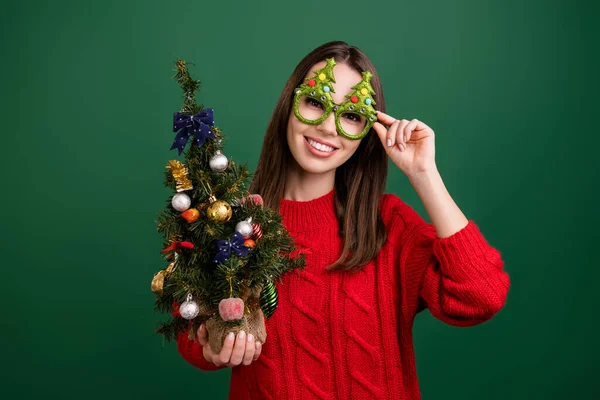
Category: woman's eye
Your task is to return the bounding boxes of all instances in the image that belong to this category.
[306,98,324,109]
[342,113,361,123]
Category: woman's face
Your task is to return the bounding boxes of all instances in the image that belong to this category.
[287,61,364,175]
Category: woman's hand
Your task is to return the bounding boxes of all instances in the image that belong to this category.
[373,111,436,178]
[197,324,263,367]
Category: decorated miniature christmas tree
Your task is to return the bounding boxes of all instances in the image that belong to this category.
[152,59,305,353]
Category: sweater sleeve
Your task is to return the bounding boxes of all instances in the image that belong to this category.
[402,217,510,326]
[407,219,510,326]
[383,194,510,327]
[175,329,225,371]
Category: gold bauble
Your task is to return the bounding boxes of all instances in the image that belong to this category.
[207,199,232,223]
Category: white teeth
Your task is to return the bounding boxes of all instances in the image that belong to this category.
[308,138,335,153]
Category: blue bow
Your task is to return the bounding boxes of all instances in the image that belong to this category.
[212,232,250,263]
[171,109,216,154]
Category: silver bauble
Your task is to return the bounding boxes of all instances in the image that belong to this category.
[179,293,200,320]
[209,150,228,172]
[235,217,253,239]
[171,192,191,212]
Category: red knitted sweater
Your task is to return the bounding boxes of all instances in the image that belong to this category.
[175,190,510,399]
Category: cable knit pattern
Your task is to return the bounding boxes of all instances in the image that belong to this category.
[175,189,510,399]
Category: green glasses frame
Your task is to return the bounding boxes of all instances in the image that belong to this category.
[291,58,378,141]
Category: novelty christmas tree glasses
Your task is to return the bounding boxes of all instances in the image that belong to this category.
[293,58,378,140]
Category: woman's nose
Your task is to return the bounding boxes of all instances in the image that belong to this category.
[318,112,338,136]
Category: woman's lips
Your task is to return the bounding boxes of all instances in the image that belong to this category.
[304,136,338,149]
[304,136,338,158]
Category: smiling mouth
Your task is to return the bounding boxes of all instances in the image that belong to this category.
[304,136,338,153]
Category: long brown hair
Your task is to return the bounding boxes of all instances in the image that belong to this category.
[249,41,388,272]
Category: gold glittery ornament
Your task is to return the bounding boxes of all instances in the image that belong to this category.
[151,262,175,295]
[206,195,232,223]
[166,160,193,192]
[175,59,187,73]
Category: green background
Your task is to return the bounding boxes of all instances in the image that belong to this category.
[2,0,597,398]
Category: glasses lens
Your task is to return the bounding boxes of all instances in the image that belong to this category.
[338,111,368,137]
[297,95,328,122]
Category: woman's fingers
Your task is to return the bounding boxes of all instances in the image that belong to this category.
[373,119,401,149]
[228,330,248,366]
[215,331,236,366]
[202,342,214,364]
[197,328,262,367]
[242,333,256,365]
[375,110,395,125]
[373,118,409,152]
[375,112,424,151]
[404,119,419,143]
[196,324,208,345]
[372,122,388,147]
[253,341,262,361]
[197,324,215,364]
[388,120,401,148]
[396,119,410,151]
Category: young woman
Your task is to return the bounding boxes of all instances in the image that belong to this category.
[175,41,510,400]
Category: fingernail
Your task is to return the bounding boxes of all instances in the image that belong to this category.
[247,334,254,342]
[387,139,392,147]
[399,144,405,151]
[228,332,235,341]
[200,324,204,331]
[255,342,261,350]
[403,135,407,142]
[238,330,246,339]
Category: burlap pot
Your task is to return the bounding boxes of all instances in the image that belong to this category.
[206,285,267,354]
[206,308,267,354]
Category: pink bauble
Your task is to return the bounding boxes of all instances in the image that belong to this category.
[250,194,264,206]
[240,194,264,206]
[219,297,245,321]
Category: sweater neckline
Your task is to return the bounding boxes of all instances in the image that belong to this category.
[279,189,337,232]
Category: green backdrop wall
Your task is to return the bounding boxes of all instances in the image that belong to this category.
[2,0,597,399]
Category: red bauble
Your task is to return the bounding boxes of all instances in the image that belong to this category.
[252,223,263,240]
[244,239,256,248]
[219,298,245,321]
[308,79,316,87]
[181,208,199,222]
[350,96,359,103]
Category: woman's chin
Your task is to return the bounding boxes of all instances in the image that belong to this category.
[296,157,336,175]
